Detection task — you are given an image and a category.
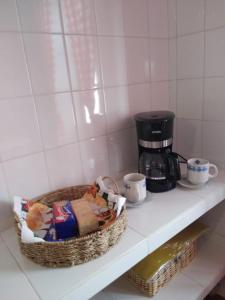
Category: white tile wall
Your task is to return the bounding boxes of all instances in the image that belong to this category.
[177,79,203,120]
[151,81,169,110]
[66,35,102,90]
[176,119,202,158]
[0,97,42,160]
[95,0,148,37]
[36,92,77,149]
[150,39,169,81]
[18,0,62,33]
[73,89,106,140]
[177,32,204,79]
[0,0,19,31]
[177,0,204,36]
[205,0,225,30]
[148,0,168,38]
[168,0,225,165]
[61,0,97,35]
[0,0,170,230]
[204,78,225,122]
[45,143,84,189]
[24,33,70,94]
[205,27,225,77]
[0,33,31,98]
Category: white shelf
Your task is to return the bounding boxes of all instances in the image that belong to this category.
[93,234,225,300]
[0,170,225,300]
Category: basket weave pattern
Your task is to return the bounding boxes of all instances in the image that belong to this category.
[127,240,197,297]
[15,185,127,267]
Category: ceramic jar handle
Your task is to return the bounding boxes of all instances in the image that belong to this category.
[209,164,218,178]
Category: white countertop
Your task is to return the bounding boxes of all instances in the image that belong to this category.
[1,170,225,300]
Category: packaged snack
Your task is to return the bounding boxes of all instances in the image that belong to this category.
[26,203,51,231]
[53,201,79,239]
[71,199,99,236]
[25,202,56,242]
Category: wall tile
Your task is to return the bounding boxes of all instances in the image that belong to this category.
[104,86,132,133]
[177,0,204,36]
[177,119,202,159]
[177,79,203,119]
[205,0,225,30]
[73,89,106,140]
[95,0,123,36]
[95,0,148,37]
[205,27,225,77]
[98,36,127,87]
[0,164,10,228]
[148,0,168,38]
[125,38,150,84]
[61,0,97,34]
[0,97,42,161]
[169,80,176,113]
[46,143,84,189]
[23,33,69,94]
[0,33,31,98]
[151,81,169,110]
[99,37,149,87]
[0,0,19,31]
[36,92,77,149]
[177,33,204,79]
[80,136,109,183]
[203,121,225,163]
[128,83,151,116]
[107,128,138,178]
[123,0,148,36]
[169,38,176,80]
[66,35,101,91]
[168,0,177,38]
[150,39,169,81]
[3,153,50,198]
[18,0,62,33]
[204,78,225,122]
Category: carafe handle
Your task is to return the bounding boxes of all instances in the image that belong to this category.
[167,152,181,181]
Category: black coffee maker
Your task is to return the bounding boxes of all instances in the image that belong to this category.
[135,111,181,193]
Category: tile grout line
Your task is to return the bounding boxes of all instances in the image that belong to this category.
[93,0,111,176]
[55,0,85,184]
[1,21,225,37]
[201,0,207,158]
[1,75,225,102]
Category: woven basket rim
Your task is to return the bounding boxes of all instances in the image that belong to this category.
[15,184,126,245]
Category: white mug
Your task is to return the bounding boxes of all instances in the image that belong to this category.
[187,158,218,185]
[123,173,146,203]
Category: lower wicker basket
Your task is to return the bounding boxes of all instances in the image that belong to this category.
[15,185,127,268]
[127,240,197,297]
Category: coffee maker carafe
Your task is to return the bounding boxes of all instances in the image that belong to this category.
[135,111,181,193]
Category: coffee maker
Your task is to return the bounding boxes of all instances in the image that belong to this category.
[135,111,181,193]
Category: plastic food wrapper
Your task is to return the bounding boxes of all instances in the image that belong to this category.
[53,201,79,239]
[95,176,126,218]
[13,196,56,243]
[13,176,126,243]
[130,222,208,282]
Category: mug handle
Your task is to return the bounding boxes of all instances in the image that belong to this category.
[209,164,219,178]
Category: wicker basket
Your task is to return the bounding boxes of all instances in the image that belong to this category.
[14,185,127,267]
[127,240,197,297]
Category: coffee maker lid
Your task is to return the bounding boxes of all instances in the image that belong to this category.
[134,111,175,122]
